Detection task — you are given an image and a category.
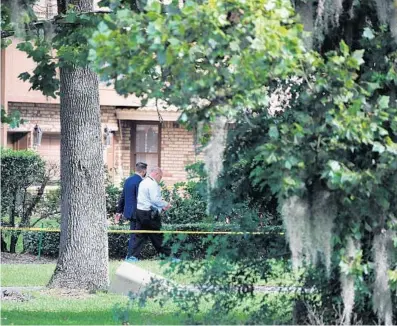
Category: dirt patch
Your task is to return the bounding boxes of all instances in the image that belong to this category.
[1,252,56,264]
[1,290,31,302]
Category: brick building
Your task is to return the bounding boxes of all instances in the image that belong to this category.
[1,38,202,185]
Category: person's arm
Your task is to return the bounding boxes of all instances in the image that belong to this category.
[132,182,139,212]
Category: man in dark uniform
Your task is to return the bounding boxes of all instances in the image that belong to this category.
[115,162,147,262]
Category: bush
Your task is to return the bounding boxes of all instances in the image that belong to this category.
[1,148,46,219]
[104,166,122,219]
[161,162,208,224]
[1,148,47,253]
[22,223,286,260]
[162,181,208,224]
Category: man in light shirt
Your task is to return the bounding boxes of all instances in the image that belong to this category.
[129,167,177,261]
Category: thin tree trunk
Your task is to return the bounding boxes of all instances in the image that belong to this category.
[49,0,108,289]
[10,233,18,253]
[9,190,18,253]
[49,64,109,290]
[1,234,7,252]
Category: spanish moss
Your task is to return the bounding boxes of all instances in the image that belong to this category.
[373,231,394,325]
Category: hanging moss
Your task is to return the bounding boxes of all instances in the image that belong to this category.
[203,116,228,189]
[340,237,360,325]
[294,0,314,49]
[374,0,397,43]
[281,195,312,270]
[389,4,397,42]
[281,185,337,273]
[310,187,337,274]
[312,0,344,45]
[373,231,394,325]
[374,0,389,24]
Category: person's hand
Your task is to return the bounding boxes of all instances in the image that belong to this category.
[163,203,171,211]
[114,213,122,224]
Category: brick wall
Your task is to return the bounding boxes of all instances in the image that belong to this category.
[161,121,202,184]
[9,102,61,132]
[7,103,203,185]
[8,102,119,132]
[114,120,132,184]
[8,102,122,179]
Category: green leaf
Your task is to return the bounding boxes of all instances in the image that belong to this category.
[268,125,279,139]
[329,160,341,171]
[65,12,78,23]
[339,41,349,56]
[363,27,375,40]
[372,142,385,153]
[378,96,389,109]
[165,47,174,65]
[18,72,31,81]
[351,50,365,66]
[230,41,240,52]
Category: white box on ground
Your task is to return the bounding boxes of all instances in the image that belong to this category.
[109,262,165,295]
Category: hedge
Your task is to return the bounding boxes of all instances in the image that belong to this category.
[22,223,286,260]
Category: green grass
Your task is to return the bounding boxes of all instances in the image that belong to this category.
[1,291,187,325]
[1,289,293,325]
[1,261,189,287]
[1,259,301,287]
[1,260,296,325]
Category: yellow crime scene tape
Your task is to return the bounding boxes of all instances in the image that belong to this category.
[0,226,284,235]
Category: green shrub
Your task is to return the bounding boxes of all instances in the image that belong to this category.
[104,166,122,219]
[161,162,208,224]
[1,148,47,253]
[23,231,60,257]
[162,182,208,224]
[1,148,46,219]
[22,223,285,259]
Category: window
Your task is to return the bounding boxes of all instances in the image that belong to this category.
[131,123,160,171]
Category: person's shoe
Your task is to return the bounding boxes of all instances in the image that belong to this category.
[125,256,139,263]
[170,257,181,263]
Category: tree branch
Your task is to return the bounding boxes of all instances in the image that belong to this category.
[31,211,60,227]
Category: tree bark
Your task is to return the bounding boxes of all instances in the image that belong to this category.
[10,234,18,253]
[49,0,108,291]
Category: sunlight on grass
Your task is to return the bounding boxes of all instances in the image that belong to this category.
[1,259,301,287]
[1,259,297,324]
[1,290,186,325]
[0,289,294,325]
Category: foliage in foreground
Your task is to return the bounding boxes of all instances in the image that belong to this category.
[2,0,397,323]
[89,1,397,323]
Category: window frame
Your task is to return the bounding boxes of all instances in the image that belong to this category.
[130,121,161,170]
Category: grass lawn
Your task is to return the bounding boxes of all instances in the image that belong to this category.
[1,291,189,325]
[1,261,196,287]
[1,290,293,325]
[1,260,297,324]
[1,259,300,287]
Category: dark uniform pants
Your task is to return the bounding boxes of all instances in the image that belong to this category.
[131,209,171,258]
[127,217,136,258]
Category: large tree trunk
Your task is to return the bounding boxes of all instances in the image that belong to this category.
[49,0,108,289]
[49,64,109,290]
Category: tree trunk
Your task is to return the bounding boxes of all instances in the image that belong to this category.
[1,234,7,252]
[49,64,108,290]
[49,0,108,291]
[10,233,18,253]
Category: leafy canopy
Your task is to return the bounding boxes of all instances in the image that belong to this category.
[89,0,306,124]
